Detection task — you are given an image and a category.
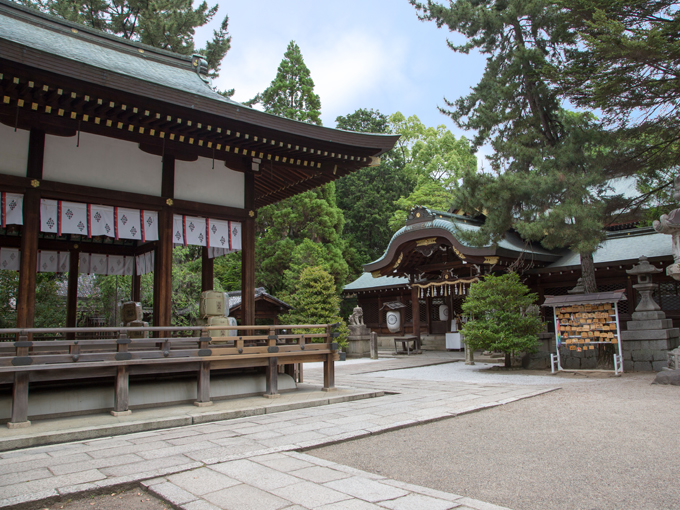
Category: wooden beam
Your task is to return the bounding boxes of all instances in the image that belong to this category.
[242,172,255,326]
[202,246,213,292]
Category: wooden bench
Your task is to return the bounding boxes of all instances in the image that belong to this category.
[0,323,341,428]
[394,335,418,355]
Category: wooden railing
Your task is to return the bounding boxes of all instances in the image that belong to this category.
[0,323,341,428]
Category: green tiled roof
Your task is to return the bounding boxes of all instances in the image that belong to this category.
[547,227,672,268]
[343,272,409,292]
[366,212,557,269]
[0,0,234,105]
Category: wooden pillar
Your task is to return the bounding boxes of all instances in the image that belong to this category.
[411,284,421,350]
[153,207,173,334]
[8,335,31,428]
[242,172,256,325]
[202,246,214,292]
[16,189,40,329]
[132,272,142,302]
[154,154,174,334]
[66,248,79,339]
[264,356,279,397]
[112,333,131,416]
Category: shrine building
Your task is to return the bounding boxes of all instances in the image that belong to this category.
[344,206,678,351]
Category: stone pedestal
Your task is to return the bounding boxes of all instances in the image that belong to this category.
[621,311,680,371]
[347,324,371,358]
[621,257,680,371]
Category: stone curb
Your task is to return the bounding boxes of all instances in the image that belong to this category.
[0,390,382,452]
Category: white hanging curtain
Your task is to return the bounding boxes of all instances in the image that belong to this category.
[0,247,20,271]
[1,193,23,227]
[36,250,70,273]
[39,199,159,241]
[88,204,114,237]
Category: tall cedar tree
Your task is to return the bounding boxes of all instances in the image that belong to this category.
[251,42,351,298]
[411,0,630,293]
[246,41,322,125]
[334,109,414,267]
[15,0,231,80]
[554,0,680,216]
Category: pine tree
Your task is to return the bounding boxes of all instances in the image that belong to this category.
[411,0,629,293]
[247,41,321,125]
[462,273,543,368]
[14,0,231,78]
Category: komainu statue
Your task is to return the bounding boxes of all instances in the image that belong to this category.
[349,306,365,326]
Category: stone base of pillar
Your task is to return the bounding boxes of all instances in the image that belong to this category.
[7,420,31,429]
[621,315,680,372]
[347,325,371,358]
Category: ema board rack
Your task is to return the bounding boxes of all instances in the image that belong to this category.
[542,291,626,375]
[555,303,618,347]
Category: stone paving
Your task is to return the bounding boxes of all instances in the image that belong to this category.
[0,355,558,509]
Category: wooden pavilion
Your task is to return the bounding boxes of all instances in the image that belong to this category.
[0,0,399,332]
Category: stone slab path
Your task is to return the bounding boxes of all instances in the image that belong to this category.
[0,356,558,509]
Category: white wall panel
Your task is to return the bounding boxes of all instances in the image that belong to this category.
[174,157,244,209]
[43,133,162,195]
[0,124,29,176]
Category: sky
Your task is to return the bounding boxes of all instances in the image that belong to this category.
[193,0,488,158]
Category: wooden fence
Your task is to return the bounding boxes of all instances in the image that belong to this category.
[0,323,341,428]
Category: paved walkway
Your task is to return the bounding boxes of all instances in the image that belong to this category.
[0,354,558,509]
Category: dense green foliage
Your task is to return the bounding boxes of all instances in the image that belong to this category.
[462,273,543,366]
[387,112,476,230]
[15,0,231,78]
[246,41,322,125]
[334,109,413,266]
[256,184,350,297]
[0,272,66,329]
[285,266,348,347]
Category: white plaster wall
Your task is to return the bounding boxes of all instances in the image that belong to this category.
[175,156,245,209]
[0,124,29,176]
[43,132,162,195]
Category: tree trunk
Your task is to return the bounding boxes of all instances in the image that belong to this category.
[580,251,598,294]
[505,352,511,368]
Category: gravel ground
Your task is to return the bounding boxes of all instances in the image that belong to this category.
[22,487,168,510]
[311,369,680,510]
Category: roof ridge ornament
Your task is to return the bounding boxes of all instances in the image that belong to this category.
[191,54,209,82]
[406,206,434,225]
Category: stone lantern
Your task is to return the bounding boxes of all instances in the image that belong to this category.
[626,256,662,313]
[621,256,680,371]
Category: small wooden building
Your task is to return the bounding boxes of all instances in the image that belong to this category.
[344,206,677,348]
[228,288,291,324]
